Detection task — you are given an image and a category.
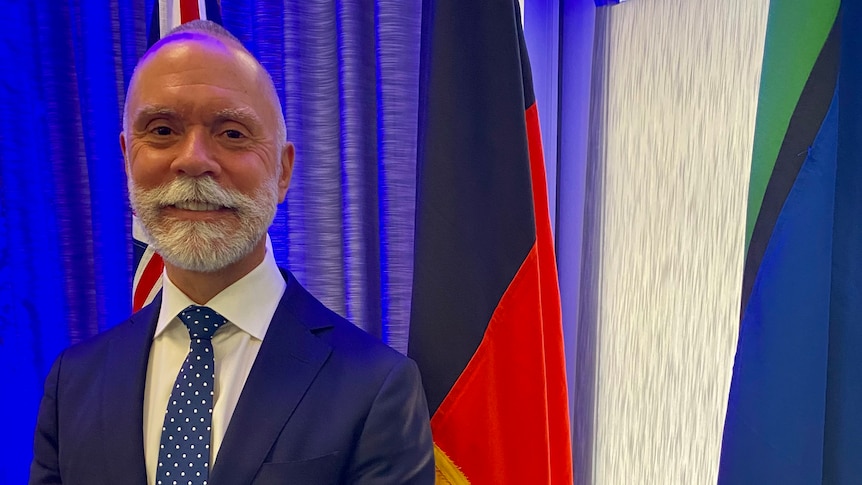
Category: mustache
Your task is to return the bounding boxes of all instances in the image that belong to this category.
[142,176,253,210]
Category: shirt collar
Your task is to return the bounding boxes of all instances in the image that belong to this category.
[154,234,286,340]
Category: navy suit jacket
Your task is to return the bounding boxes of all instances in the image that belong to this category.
[30,270,434,484]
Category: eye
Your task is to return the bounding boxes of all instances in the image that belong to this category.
[223,129,246,139]
[151,125,174,136]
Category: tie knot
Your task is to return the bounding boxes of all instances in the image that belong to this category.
[178,305,226,339]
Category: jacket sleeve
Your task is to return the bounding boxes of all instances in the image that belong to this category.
[29,352,64,485]
[347,357,435,484]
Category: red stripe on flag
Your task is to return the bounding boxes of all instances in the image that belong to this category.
[430,102,572,482]
[525,101,572,480]
[431,245,569,482]
[133,253,164,312]
[180,0,201,23]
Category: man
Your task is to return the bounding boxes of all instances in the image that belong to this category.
[30,20,434,484]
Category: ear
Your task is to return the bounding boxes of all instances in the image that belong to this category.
[120,132,130,177]
[277,141,295,203]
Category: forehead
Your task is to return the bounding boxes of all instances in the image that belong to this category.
[128,36,267,116]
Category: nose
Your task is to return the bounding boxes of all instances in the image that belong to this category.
[171,127,221,177]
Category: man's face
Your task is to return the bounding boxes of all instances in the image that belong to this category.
[121,36,293,272]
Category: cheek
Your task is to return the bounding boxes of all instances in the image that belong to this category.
[221,150,278,191]
[128,143,173,188]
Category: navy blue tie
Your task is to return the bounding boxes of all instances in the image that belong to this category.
[156,305,226,485]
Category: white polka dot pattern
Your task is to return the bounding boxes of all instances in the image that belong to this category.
[156,305,225,485]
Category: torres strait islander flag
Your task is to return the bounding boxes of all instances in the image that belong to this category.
[408,0,573,482]
[721,1,862,483]
[132,0,223,312]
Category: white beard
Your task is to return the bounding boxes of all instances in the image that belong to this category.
[129,175,278,272]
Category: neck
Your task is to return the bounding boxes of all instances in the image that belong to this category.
[164,239,267,304]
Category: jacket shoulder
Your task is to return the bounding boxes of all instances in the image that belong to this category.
[281,275,410,369]
[59,300,158,365]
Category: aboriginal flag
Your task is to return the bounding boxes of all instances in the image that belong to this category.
[408,0,573,482]
[721,2,862,483]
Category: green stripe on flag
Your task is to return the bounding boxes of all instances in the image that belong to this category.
[746,0,839,250]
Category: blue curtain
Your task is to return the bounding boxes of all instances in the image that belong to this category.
[0,0,420,481]
[524,0,598,480]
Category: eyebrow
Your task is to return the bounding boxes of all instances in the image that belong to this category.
[212,107,263,128]
[131,105,180,127]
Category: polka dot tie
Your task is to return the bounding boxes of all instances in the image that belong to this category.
[156,305,226,485]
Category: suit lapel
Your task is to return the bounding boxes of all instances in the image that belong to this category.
[101,296,160,485]
[210,276,333,485]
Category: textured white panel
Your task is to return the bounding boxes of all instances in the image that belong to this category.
[592,1,769,483]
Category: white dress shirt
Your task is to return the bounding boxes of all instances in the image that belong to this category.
[143,240,286,485]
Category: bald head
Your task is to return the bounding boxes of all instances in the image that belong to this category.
[140,20,245,69]
[123,20,286,149]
